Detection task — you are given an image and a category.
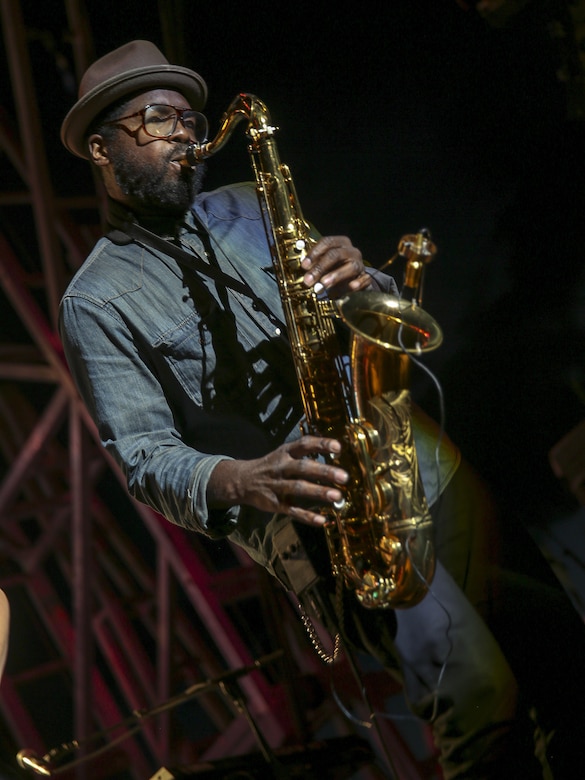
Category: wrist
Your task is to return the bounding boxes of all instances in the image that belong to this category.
[207,458,244,509]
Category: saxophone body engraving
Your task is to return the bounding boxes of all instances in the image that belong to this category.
[184,94,442,608]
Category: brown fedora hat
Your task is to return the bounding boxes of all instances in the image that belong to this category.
[61,40,208,159]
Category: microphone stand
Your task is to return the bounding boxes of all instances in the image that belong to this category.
[217,678,291,780]
[17,650,287,777]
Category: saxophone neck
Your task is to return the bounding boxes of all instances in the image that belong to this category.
[180,93,275,167]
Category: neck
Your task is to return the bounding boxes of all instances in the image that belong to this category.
[106,196,186,238]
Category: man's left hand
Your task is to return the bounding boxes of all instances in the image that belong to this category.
[301,236,372,297]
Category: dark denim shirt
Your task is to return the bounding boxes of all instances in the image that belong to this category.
[59,182,459,571]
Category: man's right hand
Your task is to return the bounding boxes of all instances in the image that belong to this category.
[207,436,349,527]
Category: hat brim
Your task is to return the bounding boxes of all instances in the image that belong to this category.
[61,63,208,159]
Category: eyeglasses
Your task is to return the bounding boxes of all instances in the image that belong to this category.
[104,104,208,143]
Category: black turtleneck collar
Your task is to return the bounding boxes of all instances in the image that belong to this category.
[105,196,189,243]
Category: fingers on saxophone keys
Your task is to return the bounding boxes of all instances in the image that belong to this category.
[281,470,347,527]
[289,435,342,457]
[287,506,329,528]
[302,263,321,288]
[284,505,327,527]
[294,456,348,490]
[348,270,372,291]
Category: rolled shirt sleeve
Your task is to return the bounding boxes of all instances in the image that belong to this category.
[59,292,239,536]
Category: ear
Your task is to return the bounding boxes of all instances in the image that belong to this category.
[88,134,110,166]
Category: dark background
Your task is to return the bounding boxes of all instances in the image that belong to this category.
[15,0,585,537]
[1,1,585,773]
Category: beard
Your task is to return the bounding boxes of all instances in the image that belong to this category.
[112,143,207,217]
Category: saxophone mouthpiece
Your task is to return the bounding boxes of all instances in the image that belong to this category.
[179,144,201,168]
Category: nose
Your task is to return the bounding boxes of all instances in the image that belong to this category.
[167,113,193,143]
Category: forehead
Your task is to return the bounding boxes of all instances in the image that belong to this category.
[125,89,191,111]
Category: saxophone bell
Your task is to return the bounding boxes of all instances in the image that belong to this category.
[335,290,442,355]
[324,289,442,609]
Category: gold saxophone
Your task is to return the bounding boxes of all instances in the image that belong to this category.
[183,94,442,609]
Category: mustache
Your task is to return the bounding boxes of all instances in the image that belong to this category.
[169,144,193,166]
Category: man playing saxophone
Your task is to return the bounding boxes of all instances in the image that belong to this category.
[58,40,585,779]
